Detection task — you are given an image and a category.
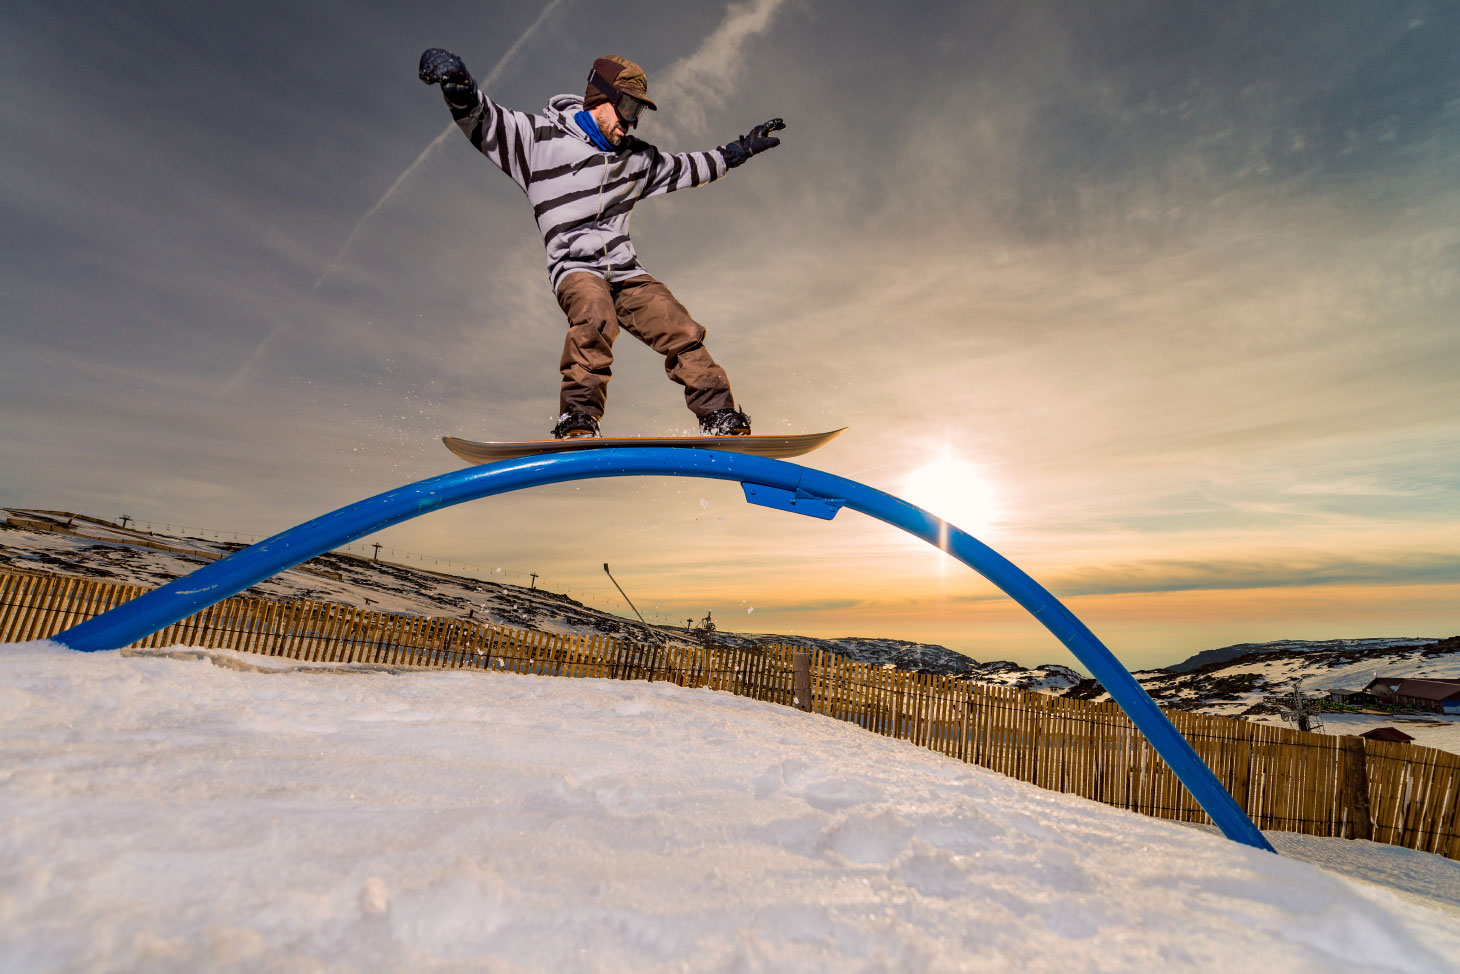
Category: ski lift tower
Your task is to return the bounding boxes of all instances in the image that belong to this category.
[1271,681,1325,733]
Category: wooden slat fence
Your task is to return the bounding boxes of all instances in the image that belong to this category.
[0,571,805,694]
[3,569,1457,860]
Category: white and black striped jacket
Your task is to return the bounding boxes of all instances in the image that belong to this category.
[450,90,731,291]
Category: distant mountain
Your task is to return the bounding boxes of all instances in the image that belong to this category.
[1072,636,1460,709]
[1064,635,1460,753]
[1163,638,1441,674]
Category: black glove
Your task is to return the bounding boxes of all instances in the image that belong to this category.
[418,48,476,109]
[720,118,785,168]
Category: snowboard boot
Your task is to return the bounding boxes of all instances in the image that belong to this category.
[700,407,751,436]
[552,410,600,439]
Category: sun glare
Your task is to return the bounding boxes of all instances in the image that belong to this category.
[900,451,1001,537]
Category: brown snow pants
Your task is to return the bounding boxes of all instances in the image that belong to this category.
[555,272,736,422]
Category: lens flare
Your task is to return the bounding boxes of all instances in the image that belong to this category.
[900,451,1001,537]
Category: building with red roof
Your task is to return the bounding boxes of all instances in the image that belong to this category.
[1362,677,1460,714]
[1358,727,1416,744]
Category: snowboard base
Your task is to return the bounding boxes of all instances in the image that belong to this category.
[443,428,845,464]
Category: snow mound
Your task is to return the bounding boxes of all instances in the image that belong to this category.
[3,641,1459,972]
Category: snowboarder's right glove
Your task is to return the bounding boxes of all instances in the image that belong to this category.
[418,48,477,109]
[720,118,785,168]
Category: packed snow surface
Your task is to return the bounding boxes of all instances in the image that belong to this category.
[4,642,1460,973]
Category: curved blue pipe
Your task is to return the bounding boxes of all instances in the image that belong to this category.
[52,448,1273,852]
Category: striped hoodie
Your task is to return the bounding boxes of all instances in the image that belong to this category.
[449,89,731,291]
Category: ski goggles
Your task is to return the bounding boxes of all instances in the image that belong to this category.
[588,69,649,127]
[615,92,647,126]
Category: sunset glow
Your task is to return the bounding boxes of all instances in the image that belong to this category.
[3,2,1456,669]
[901,451,1002,538]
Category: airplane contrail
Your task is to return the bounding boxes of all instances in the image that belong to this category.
[311,0,574,294]
[307,121,455,296]
[218,0,572,397]
[655,0,789,137]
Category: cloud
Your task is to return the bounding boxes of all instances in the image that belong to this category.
[654,0,790,135]
[1047,553,1460,598]
[7,0,1460,669]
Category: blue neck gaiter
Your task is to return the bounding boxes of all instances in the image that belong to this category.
[575,109,616,152]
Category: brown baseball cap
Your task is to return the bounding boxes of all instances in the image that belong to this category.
[584,56,658,112]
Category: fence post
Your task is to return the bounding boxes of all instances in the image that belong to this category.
[959,692,971,762]
[1229,730,1252,815]
[791,651,812,712]
[1449,776,1460,862]
[1340,735,1373,841]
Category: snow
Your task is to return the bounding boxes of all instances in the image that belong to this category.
[1264,711,1460,754]
[1166,639,1444,674]
[1160,652,1460,754]
[0,515,555,624]
[1267,652,1460,694]
[1136,646,1460,719]
[4,641,1460,972]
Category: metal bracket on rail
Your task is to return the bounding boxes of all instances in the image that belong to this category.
[740,482,846,520]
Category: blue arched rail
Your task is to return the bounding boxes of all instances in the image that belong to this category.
[52,448,1273,852]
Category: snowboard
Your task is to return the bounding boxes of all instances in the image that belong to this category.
[443,428,845,464]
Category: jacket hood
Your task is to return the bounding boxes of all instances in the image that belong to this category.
[545,94,588,138]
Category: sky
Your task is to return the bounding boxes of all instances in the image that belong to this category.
[2,0,1458,670]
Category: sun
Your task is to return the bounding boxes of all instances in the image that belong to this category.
[900,450,1001,537]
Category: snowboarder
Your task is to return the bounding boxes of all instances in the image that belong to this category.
[418,48,785,439]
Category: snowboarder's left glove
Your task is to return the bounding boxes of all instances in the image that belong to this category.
[720,118,785,168]
[418,48,477,109]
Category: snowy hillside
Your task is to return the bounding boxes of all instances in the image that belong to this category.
[1148,639,1460,708]
[3,641,1459,972]
[0,509,1075,684]
[1165,638,1444,673]
[1070,637,1460,753]
[4,508,1454,739]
